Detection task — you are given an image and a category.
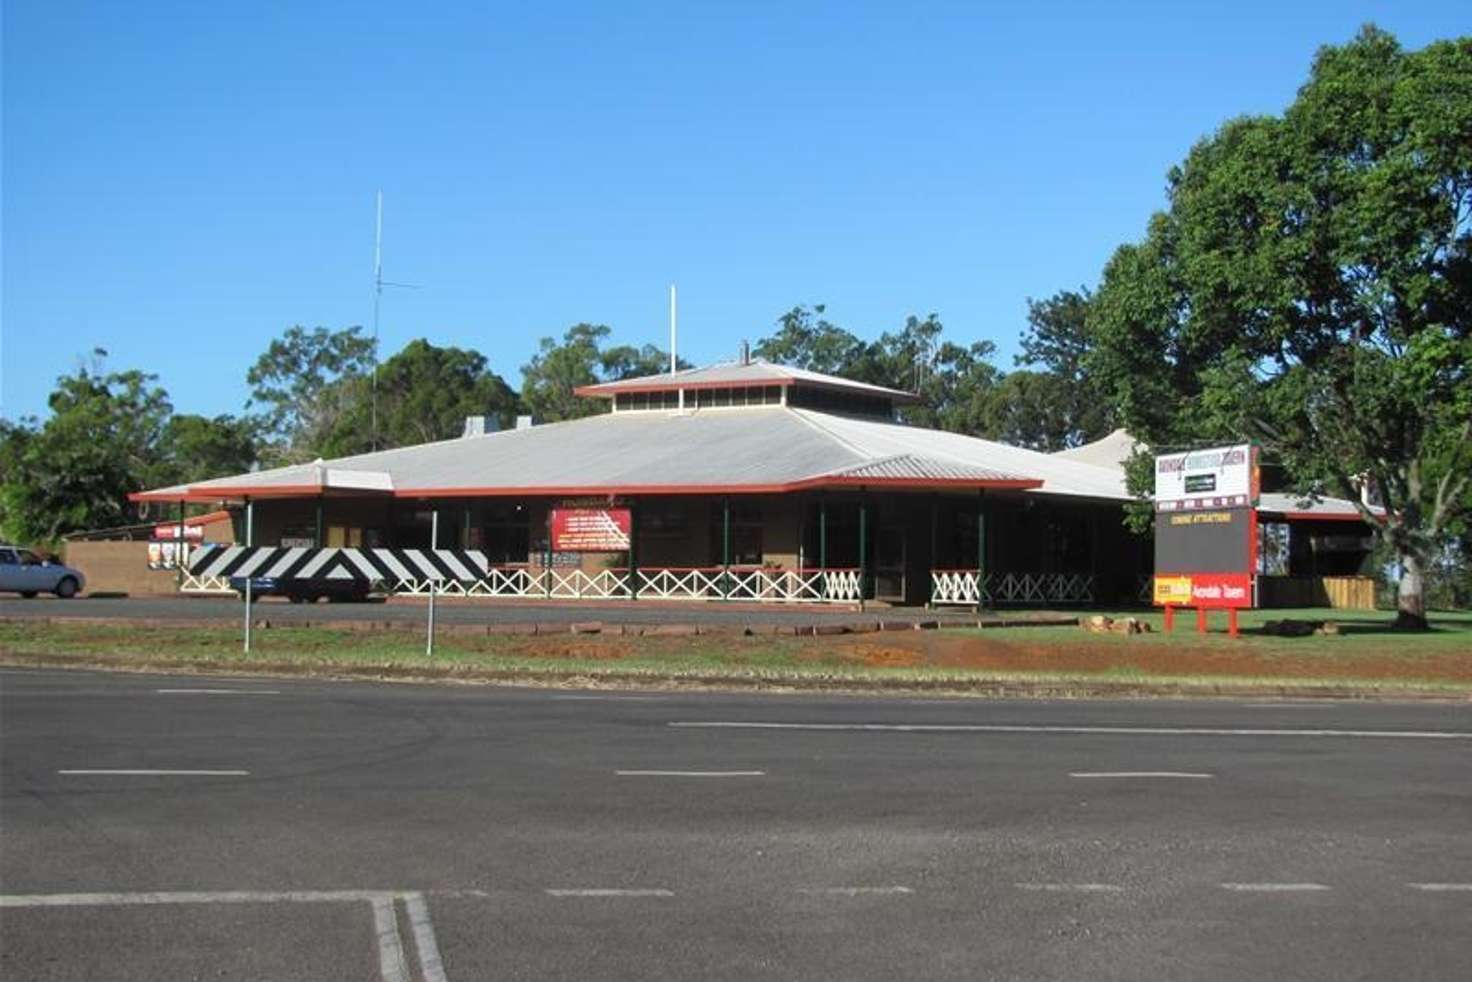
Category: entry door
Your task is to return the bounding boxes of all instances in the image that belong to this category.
[873,526,906,601]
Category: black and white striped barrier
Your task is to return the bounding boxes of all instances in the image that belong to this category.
[187,545,490,588]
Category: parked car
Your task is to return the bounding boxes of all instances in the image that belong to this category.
[0,546,86,598]
[228,575,381,604]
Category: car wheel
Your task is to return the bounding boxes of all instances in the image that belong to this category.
[53,578,78,599]
[20,591,38,599]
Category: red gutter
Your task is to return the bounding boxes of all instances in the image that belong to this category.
[131,476,1045,503]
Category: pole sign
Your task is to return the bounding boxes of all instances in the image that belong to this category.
[550,508,631,552]
[1153,444,1258,609]
[1154,443,1258,511]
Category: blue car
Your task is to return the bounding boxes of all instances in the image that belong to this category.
[0,545,86,598]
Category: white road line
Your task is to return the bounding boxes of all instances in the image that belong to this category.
[798,886,914,896]
[1014,883,1124,893]
[57,769,249,776]
[156,688,280,695]
[1221,883,1331,892]
[669,722,1472,740]
[0,890,396,907]
[1408,883,1472,892]
[404,892,449,982]
[552,695,665,701]
[1070,771,1214,779]
[545,889,675,897]
[615,770,766,777]
[371,896,410,982]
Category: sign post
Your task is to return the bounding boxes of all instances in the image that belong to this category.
[427,509,438,658]
[1152,444,1259,634]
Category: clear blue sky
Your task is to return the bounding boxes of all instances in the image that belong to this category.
[2,1,1465,421]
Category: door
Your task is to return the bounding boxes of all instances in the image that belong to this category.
[0,548,20,592]
[873,526,906,602]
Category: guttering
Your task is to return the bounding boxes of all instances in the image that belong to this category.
[132,476,1045,503]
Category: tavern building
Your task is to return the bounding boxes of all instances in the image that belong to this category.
[132,356,1371,607]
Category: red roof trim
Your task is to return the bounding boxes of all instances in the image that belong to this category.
[133,476,1044,503]
[1260,510,1375,523]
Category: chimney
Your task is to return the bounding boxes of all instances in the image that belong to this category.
[516,415,535,431]
[739,340,750,365]
[462,415,498,438]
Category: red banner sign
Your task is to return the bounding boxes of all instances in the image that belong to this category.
[550,508,631,552]
[1154,572,1253,608]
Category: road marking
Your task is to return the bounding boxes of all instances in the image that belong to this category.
[156,688,280,695]
[1014,883,1124,893]
[404,892,449,982]
[1221,883,1331,892]
[552,695,665,701]
[57,769,249,776]
[1408,883,1472,892]
[545,889,675,897]
[371,896,410,982]
[615,770,766,777]
[798,886,914,896]
[670,722,1472,740]
[1070,771,1214,779]
[0,890,396,907]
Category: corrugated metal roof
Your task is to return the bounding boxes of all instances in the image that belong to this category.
[790,409,1132,500]
[576,359,917,400]
[133,406,1060,500]
[819,454,1024,483]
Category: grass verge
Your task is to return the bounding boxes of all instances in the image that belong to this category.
[2,614,1469,699]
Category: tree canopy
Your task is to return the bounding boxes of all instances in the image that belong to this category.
[246,325,375,463]
[520,323,683,423]
[1085,26,1471,627]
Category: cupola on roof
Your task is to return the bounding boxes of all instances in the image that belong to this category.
[573,359,921,404]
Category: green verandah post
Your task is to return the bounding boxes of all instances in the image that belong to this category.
[721,496,731,600]
[818,497,827,599]
[628,500,639,601]
[975,488,986,616]
[176,499,185,590]
[858,496,868,613]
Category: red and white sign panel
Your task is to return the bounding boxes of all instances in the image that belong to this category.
[1154,444,1258,511]
[1153,573,1253,608]
[152,523,205,541]
[551,508,631,552]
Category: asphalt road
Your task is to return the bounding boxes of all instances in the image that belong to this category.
[2,668,1469,980]
[0,594,977,627]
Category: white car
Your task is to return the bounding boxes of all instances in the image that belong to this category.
[0,546,85,598]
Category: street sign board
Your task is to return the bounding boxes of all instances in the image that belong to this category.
[550,508,632,552]
[1154,443,1258,511]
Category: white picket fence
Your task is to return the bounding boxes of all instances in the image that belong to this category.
[930,570,1096,606]
[393,566,865,604]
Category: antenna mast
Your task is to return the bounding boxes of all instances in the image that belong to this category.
[372,191,383,450]
[368,191,422,451]
[669,284,677,375]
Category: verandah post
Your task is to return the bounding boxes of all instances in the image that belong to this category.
[928,495,938,609]
[975,488,986,616]
[628,500,639,601]
[818,497,828,599]
[176,498,185,590]
[858,496,868,612]
[721,496,731,600]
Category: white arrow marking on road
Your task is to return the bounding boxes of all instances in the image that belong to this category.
[1015,883,1124,893]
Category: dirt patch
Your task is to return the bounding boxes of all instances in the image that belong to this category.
[825,631,1472,683]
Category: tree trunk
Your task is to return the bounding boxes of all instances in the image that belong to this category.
[1394,548,1429,631]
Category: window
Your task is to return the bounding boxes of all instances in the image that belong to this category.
[0,550,16,565]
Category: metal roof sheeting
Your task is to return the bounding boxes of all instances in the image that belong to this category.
[576,359,917,400]
[818,454,1025,483]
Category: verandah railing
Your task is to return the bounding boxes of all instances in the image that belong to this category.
[930,569,1096,606]
[181,545,865,603]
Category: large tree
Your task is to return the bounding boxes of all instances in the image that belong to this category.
[1086,27,1472,628]
[1015,289,1115,448]
[246,325,375,462]
[323,339,520,454]
[0,358,174,543]
[520,323,682,423]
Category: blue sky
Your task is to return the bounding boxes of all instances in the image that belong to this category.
[2,1,1465,421]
